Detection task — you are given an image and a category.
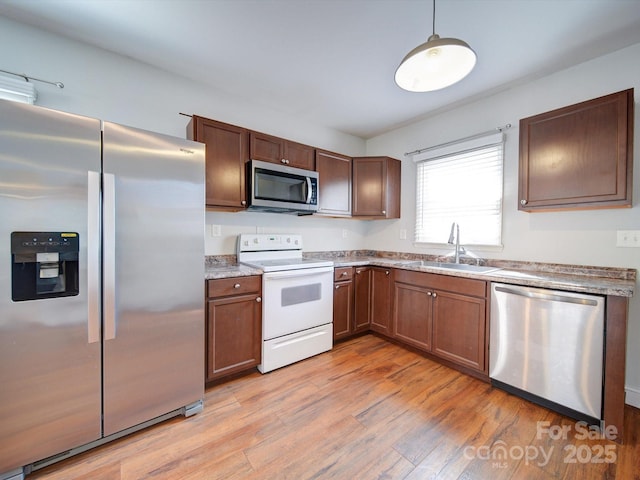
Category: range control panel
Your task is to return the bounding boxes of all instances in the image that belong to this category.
[237,234,302,253]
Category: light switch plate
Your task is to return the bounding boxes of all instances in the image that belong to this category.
[211,225,222,237]
[616,230,640,247]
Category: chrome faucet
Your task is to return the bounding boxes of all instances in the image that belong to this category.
[447,222,464,263]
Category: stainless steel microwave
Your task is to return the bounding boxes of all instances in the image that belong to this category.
[248,160,319,214]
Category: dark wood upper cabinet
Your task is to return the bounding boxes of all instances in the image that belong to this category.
[188,115,401,219]
[352,156,401,218]
[187,116,248,210]
[518,89,634,212]
[249,131,315,170]
[315,149,352,217]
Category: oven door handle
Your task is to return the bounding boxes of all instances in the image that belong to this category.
[306,177,312,204]
[263,266,333,280]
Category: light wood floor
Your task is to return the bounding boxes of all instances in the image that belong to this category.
[30,335,639,479]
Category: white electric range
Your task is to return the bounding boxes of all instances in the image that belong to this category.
[237,234,334,373]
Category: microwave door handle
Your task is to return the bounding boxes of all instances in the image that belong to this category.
[306,177,312,204]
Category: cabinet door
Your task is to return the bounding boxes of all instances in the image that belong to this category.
[353,267,372,332]
[519,88,633,211]
[333,280,354,341]
[370,267,392,335]
[432,290,486,372]
[249,131,284,165]
[206,293,262,381]
[189,116,248,210]
[352,156,401,218]
[285,140,315,170]
[316,150,352,216]
[250,132,314,170]
[393,282,432,351]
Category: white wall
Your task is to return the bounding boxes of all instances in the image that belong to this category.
[0,15,368,257]
[0,17,365,155]
[365,43,640,405]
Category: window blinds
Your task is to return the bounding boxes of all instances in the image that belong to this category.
[0,73,37,104]
[414,132,504,246]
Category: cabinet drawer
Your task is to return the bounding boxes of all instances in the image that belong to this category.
[394,269,486,298]
[334,266,354,282]
[208,275,261,298]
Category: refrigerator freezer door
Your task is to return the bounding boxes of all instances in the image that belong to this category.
[101,122,205,436]
[0,100,102,473]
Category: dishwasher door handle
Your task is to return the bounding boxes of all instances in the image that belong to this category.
[494,285,599,307]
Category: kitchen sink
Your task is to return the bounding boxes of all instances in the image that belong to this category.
[394,260,501,274]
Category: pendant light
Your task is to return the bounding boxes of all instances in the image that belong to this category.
[395,0,476,92]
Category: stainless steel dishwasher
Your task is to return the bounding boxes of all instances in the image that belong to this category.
[489,282,605,423]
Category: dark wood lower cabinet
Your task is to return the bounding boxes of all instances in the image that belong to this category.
[353,267,372,333]
[393,282,432,351]
[206,276,262,382]
[333,268,354,341]
[334,266,391,341]
[370,267,392,335]
[392,269,488,374]
[336,266,486,375]
[431,290,486,371]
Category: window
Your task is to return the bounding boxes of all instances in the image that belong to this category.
[414,132,504,246]
[0,73,37,104]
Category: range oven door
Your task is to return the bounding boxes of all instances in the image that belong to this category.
[262,266,333,340]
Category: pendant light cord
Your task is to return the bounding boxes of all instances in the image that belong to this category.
[432,0,436,36]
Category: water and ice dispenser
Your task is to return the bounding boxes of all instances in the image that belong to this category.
[11,232,80,301]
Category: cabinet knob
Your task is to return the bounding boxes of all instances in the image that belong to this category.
[241,200,247,206]
[433,292,437,298]
[427,291,432,296]
[520,199,527,206]
[385,270,389,275]
[256,297,262,303]
[335,285,340,290]
[234,283,241,289]
[281,159,290,165]
[341,271,348,276]
[382,210,386,215]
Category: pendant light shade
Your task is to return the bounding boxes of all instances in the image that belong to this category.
[395,1,476,92]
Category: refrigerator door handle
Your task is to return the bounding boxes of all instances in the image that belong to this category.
[87,171,101,344]
[104,172,117,340]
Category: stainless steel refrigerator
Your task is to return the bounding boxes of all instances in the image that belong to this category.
[0,99,205,479]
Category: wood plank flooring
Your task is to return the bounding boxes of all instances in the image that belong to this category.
[30,335,640,479]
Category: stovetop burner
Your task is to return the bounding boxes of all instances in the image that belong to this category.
[236,234,333,272]
[241,257,333,272]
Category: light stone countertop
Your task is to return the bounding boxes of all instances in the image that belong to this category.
[204,252,635,297]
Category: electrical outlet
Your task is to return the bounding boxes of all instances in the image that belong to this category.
[342,229,348,238]
[400,229,407,240]
[210,225,221,237]
[616,230,640,247]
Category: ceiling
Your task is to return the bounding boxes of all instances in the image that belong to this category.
[1,0,640,139]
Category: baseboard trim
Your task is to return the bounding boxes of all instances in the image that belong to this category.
[625,386,640,409]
